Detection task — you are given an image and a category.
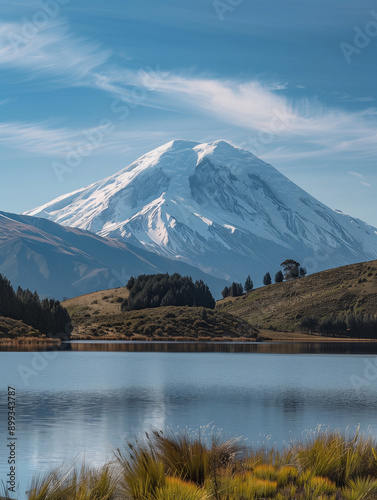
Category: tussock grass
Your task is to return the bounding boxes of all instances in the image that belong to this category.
[154,477,209,500]
[0,316,42,339]
[342,476,377,500]
[115,436,166,499]
[68,305,258,340]
[293,429,377,486]
[27,464,117,500]
[16,429,377,499]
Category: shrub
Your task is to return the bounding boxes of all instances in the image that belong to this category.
[154,477,209,500]
[300,316,318,333]
[309,475,336,495]
[276,465,299,487]
[165,312,176,319]
[194,320,209,329]
[253,464,276,480]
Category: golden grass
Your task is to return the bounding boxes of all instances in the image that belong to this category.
[0,316,43,339]
[27,464,117,500]
[66,304,258,341]
[63,287,129,318]
[154,477,209,500]
[21,429,377,499]
[218,259,377,335]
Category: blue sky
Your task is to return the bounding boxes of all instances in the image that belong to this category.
[0,0,376,225]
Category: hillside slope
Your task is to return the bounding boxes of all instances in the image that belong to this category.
[63,287,258,340]
[0,212,227,300]
[218,260,377,333]
[0,317,42,340]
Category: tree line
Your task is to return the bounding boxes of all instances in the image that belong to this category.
[301,313,377,339]
[121,273,216,311]
[222,259,307,298]
[0,274,71,339]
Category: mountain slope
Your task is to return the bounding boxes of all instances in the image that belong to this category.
[0,212,227,300]
[25,140,377,283]
[218,260,377,333]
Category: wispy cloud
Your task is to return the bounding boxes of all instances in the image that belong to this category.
[334,92,375,103]
[0,18,376,164]
[0,20,111,86]
[348,170,372,187]
[0,120,169,158]
[349,171,364,179]
[0,121,104,156]
[126,71,377,157]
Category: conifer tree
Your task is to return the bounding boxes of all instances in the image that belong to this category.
[263,272,272,285]
[275,270,284,283]
[244,275,253,292]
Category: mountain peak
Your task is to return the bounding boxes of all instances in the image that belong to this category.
[165,139,201,150]
[24,140,377,284]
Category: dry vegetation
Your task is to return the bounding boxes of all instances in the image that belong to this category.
[63,287,129,317]
[68,306,258,341]
[0,316,43,339]
[63,288,258,340]
[218,260,377,334]
[20,429,377,499]
[62,259,377,341]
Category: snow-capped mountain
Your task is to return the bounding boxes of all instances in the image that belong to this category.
[26,140,377,284]
[0,211,227,299]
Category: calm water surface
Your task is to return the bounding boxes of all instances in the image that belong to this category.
[1,342,377,499]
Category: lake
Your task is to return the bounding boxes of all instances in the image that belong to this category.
[1,341,377,499]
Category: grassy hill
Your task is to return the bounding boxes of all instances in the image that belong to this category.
[62,260,377,341]
[0,317,44,340]
[63,287,259,341]
[63,287,129,318]
[218,260,377,334]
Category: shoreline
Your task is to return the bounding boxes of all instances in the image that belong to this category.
[0,337,61,346]
[1,333,377,344]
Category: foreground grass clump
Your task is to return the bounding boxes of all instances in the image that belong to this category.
[26,464,116,499]
[22,429,377,499]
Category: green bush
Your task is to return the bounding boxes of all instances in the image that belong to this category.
[121,274,215,311]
